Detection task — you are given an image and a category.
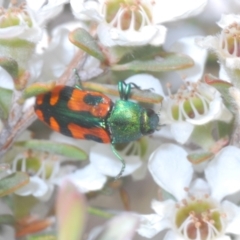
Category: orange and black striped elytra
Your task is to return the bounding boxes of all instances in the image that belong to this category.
[35,85,112,143]
[34,82,160,178]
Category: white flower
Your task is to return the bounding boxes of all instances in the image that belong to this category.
[138,144,240,240]
[35,22,83,81]
[67,142,142,192]
[162,81,232,125]
[157,36,232,144]
[197,14,240,70]
[70,0,207,46]
[26,0,69,26]
[0,3,42,42]
[51,132,141,192]
[11,152,61,201]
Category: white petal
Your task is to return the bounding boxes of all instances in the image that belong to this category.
[149,25,167,46]
[137,214,169,238]
[170,122,194,144]
[216,236,231,240]
[125,74,164,95]
[131,162,148,180]
[219,65,232,83]
[189,178,210,197]
[205,146,240,201]
[217,14,240,29]
[164,230,184,240]
[222,200,240,235]
[15,176,48,197]
[225,57,240,69]
[0,67,14,90]
[153,0,207,23]
[26,0,46,10]
[68,164,107,193]
[151,199,176,218]
[195,35,218,50]
[37,185,54,201]
[148,144,193,201]
[97,23,159,46]
[90,144,142,177]
[170,36,208,82]
[70,0,85,13]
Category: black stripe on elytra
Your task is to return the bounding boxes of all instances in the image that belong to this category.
[83,93,104,106]
[84,134,103,143]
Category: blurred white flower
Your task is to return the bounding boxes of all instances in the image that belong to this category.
[138,144,240,240]
[51,132,142,192]
[161,81,232,144]
[26,0,69,26]
[35,22,83,81]
[158,36,232,144]
[0,3,42,42]
[67,142,142,192]
[12,151,61,201]
[197,14,240,70]
[71,0,207,46]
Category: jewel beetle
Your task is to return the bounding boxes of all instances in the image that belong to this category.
[34,81,159,178]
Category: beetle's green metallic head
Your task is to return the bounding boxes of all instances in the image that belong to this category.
[141,108,159,135]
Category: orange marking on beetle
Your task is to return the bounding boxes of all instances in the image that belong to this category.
[50,86,65,106]
[36,94,44,105]
[68,123,111,143]
[35,109,44,121]
[68,90,112,118]
[49,117,60,132]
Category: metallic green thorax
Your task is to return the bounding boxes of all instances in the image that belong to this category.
[107,82,159,144]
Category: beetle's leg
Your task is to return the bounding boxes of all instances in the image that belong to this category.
[73,69,84,90]
[111,144,126,180]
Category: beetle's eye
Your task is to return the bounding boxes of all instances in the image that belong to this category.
[146,109,155,118]
[141,109,159,135]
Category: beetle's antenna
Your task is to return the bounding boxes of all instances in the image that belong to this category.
[111,144,126,180]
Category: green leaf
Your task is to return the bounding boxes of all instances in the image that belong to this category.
[187,151,214,164]
[0,57,18,79]
[69,28,105,61]
[13,195,39,219]
[15,140,88,160]
[204,74,233,109]
[0,38,35,68]
[0,214,15,225]
[118,45,165,64]
[0,172,29,197]
[21,82,56,100]
[111,52,194,72]
[82,81,163,104]
[26,233,56,240]
[0,87,13,119]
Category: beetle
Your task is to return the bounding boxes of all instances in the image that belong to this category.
[34,81,159,178]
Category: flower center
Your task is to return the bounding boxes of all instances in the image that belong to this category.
[220,21,240,57]
[167,82,211,121]
[175,197,226,240]
[102,0,154,31]
[12,151,59,181]
[115,137,148,157]
[0,4,32,28]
